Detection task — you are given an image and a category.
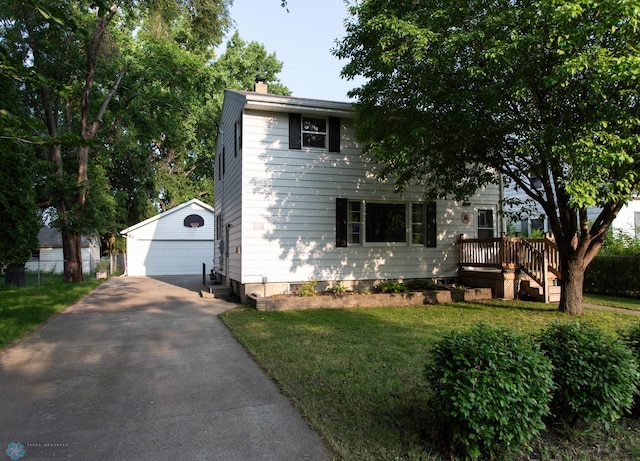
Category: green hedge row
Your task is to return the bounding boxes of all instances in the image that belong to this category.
[426,322,640,460]
[584,256,640,297]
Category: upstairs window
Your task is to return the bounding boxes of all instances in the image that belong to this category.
[234,119,242,157]
[289,113,341,152]
[302,117,327,148]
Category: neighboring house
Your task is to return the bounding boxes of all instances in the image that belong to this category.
[214,85,502,301]
[610,197,640,238]
[25,227,100,274]
[505,184,640,237]
[121,198,215,276]
[503,181,550,236]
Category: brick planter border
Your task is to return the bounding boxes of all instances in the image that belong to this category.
[248,288,492,312]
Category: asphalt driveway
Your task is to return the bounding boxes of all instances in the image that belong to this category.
[0,276,333,460]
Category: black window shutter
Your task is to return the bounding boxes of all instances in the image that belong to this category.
[426,202,437,247]
[328,117,340,152]
[289,113,302,150]
[336,198,348,247]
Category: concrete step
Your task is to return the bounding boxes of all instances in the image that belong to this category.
[200,285,237,301]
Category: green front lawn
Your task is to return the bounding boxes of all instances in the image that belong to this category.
[0,275,103,348]
[584,293,640,311]
[221,300,640,460]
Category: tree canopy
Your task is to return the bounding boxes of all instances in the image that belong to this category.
[1,0,289,281]
[335,0,640,313]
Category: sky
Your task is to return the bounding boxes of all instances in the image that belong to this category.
[223,0,363,101]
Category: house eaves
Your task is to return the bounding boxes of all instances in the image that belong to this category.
[225,90,354,118]
[120,198,214,235]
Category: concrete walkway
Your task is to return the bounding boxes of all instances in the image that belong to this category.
[0,276,334,460]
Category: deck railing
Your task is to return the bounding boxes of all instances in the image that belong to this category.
[458,234,561,299]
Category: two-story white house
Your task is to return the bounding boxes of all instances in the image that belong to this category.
[214,84,502,301]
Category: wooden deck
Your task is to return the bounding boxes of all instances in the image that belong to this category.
[458,234,561,302]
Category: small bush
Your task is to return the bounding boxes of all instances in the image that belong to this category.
[375,280,408,293]
[296,280,317,297]
[425,323,554,460]
[405,279,437,291]
[326,283,348,294]
[600,229,640,256]
[95,259,110,272]
[537,321,639,426]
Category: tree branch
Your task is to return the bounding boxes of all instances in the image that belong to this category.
[89,66,128,138]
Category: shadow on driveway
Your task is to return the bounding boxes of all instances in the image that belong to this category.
[0,276,333,460]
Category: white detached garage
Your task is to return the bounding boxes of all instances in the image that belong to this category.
[121,198,215,276]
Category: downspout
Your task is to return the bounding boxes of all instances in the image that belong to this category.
[217,126,224,275]
[499,174,505,235]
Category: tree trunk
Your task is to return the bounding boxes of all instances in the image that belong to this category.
[62,228,84,283]
[558,257,585,315]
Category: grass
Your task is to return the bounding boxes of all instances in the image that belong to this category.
[584,293,640,311]
[0,272,103,348]
[221,300,640,460]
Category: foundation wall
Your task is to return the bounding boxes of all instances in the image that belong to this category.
[458,268,518,300]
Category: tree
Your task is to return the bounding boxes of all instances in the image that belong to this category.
[335,0,640,314]
[213,31,290,97]
[0,38,42,285]
[103,29,289,228]
[1,0,232,282]
[0,148,41,285]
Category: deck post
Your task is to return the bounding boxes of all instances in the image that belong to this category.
[542,249,549,303]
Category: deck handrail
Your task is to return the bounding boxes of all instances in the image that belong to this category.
[458,234,560,302]
[458,234,561,283]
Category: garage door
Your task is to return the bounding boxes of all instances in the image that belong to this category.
[127,240,214,276]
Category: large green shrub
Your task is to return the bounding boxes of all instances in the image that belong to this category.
[617,323,640,415]
[425,323,554,460]
[584,255,640,297]
[537,321,639,426]
[600,229,640,256]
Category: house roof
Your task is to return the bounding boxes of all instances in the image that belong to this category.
[120,198,215,235]
[37,227,95,248]
[224,90,354,118]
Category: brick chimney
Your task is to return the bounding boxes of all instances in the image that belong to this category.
[254,77,268,94]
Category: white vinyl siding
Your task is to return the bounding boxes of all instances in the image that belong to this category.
[237,108,502,284]
[122,199,215,277]
[215,92,245,281]
[127,240,214,276]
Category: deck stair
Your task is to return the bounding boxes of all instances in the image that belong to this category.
[520,279,561,303]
